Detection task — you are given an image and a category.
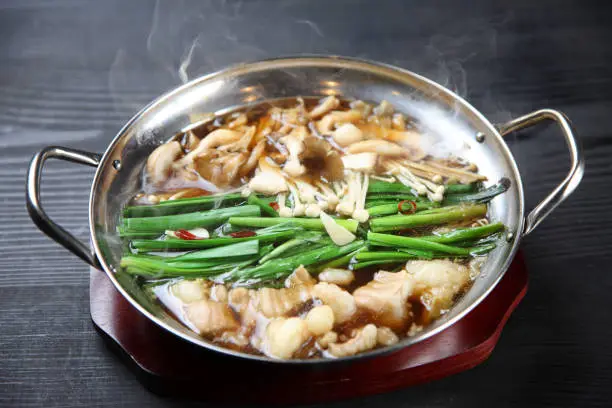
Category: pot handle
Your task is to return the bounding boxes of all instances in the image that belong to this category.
[497,109,585,236]
[26,146,102,267]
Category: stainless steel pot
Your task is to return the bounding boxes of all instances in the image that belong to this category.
[26,56,584,363]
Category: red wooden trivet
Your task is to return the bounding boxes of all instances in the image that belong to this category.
[90,253,527,404]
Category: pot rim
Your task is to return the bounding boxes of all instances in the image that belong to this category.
[88,55,525,365]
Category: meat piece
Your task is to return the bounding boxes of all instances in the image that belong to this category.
[316,331,338,349]
[228,287,252,314]
[210,285,228,303]
[305,305,335,336]
[146,141,183,185]
[185,299,239,335]
[252,287,309,318]
[263,317,310,359]
[405,260,470,322]
[376,327,399,346]
[317,268,354,286]
[251,268,314,318]
[312,283,356,323]
[353,270,414,330]
[171,279,210,303]
[285,265,317,288]
[327,324,378,357]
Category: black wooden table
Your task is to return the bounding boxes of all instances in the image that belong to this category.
[1,1,610,407]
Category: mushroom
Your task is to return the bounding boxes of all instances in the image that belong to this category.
[176,128,243,167]
[385,160,444,202]
[301,136,345,182]
[280,126,308,177]
[332,123,364,147]
[316,110,363,134]
[309,95,340,119]
[238,139,266,177]
[248,157,288,195]
[351,173,369,223]
[347,139,405,157]
[342,152,378,173]
[146,141,183,185]
[218,126,256,152]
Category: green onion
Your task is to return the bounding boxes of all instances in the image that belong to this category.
[229,216,359,233]
[310,247,366,273]
[231,240,365,281]
[444,183,478,194]
[367,201,435,217]
[367,231,471,255]
[123,205,260,233]
[352,260,403,270]
[131,229,295,252]
[421,223,504,244]
[369,204,487,232]
[356,251,420,262]
[169,240,259,262]
[368,180,414,194]
[120,255,255,277]
[123,193,244,217]
[258,232,323,264]
[247,194,278,217]
[444,179,510,204]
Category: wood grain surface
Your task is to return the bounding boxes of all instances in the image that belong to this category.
[0,0,610,407]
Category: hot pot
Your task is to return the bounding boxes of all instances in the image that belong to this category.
[26,56,584,363]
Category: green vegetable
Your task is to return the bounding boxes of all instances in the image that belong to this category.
[352,260,403,270]
[123,193,244,217]
[247,194,278,217]
[120,255,256,277]
[229,216,359,233]
[444,179,510,204]
[444,183,478,194]
[310,247,365,273]
[368,180,414,194]
[367,201,435,217]
[369,204,487,232]
[367,231,471,255]
[123,205,260,233]
[258,232,323,264]
[356,251,420,262]
[230,240,365,282]
[169,240,259,262]
[131,229,295,252]
[421,223,504,244]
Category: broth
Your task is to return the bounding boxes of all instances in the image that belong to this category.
[119,96,507,359]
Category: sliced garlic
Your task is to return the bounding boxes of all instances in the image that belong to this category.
[320,212,356,246]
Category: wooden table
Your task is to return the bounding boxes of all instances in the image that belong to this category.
[1,1,610,406]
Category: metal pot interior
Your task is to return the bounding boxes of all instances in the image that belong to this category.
[90,57,524,362]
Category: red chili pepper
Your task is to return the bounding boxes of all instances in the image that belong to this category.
[229,230,257,238]
[398,200,417,215]
[175,229,202,240]
[269,202,280,211]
